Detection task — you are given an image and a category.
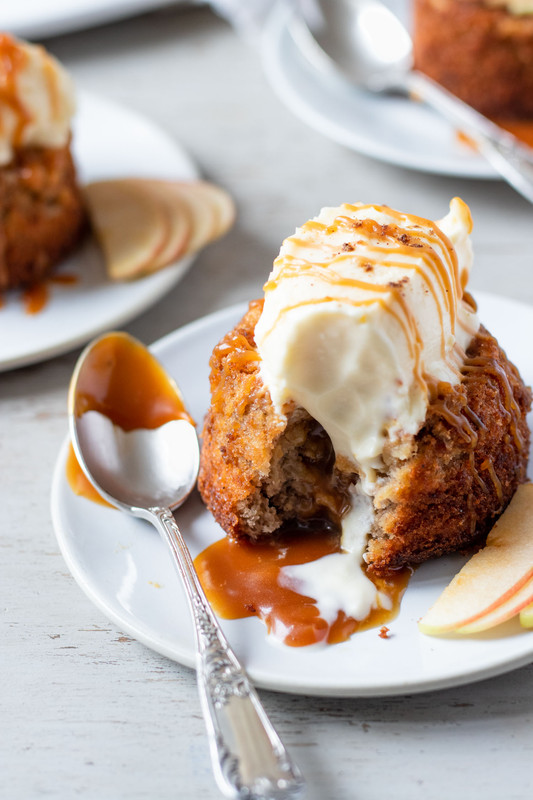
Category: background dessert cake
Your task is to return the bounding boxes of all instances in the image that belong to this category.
[0,33,85,291]
[413,0,533,120]
[199,199,531,574]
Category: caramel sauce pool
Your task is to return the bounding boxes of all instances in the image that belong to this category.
[0,274,78,315]
[72,333,192,431]
[194,529,410,647]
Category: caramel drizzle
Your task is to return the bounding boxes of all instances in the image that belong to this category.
[334,213,460,331]
[0,34,30,144]
[263,206,467,392]
[462,355,525,452]
[42,51,60,118]
[264,277,426,393]
[427,335,525,514]
[0,35,60,147]
[211,327,262,420]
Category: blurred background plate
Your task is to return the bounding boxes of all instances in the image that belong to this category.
[0,91,198,372]
[0,0,197,40]
[262,0,496,178]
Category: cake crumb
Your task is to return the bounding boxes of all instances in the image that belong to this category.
[379,626,391,639]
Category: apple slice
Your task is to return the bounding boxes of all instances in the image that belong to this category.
[456,575,533,634]
[163,182,218,254]
[519,602,533,628]
[125,179,235,255]
[160,181,235,253]
[124,180,192,272]
[418,483,533,636]
[185,180,236,239]
[85,178,236,281]
[84,180,170,281]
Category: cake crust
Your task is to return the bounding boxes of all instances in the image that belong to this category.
[413,0,533,119]
[0,142,86,291]
[199,301,531,573]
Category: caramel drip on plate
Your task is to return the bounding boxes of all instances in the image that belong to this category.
[22,282,48,314]
[66,442,113,508]
[8,274,78,316]
[0,34,30,145]
[194,527,410,647]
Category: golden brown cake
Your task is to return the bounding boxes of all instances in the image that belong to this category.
[0,34,85,291]
[413,0,533,119]
[198,200,531,574]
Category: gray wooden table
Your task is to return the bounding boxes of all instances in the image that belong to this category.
[2,5,533,799]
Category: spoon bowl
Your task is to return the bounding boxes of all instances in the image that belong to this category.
[290,0,411,91]
[72,410,199,512]
[290,0,533,203]
[68,331,199,513]
[69,331,304,800]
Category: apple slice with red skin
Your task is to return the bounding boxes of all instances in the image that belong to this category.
[85,178,236,281]
[146,180,235,254]
[418,483,533,636]
[187,180,236,240]
[124,180,193,272]
[84,180,171,281]
[456,575,533,634]
[163,182,219,254]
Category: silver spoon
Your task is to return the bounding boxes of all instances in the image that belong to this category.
[68,331,305,800]
[290,0,533,202]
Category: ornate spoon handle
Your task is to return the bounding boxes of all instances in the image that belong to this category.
[151,507,305,800]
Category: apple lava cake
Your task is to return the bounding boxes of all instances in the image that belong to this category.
[0,33,85,291]
[198,200,531,574]
[413,0,533,120]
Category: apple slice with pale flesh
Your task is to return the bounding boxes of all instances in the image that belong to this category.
[519,602,533,628]
[85,178,236,281]
[456,575,533,634]
[129,179,235,253]
[164,182,218,254]
[418,483,533,636]
[125,180,192,272]
[84,181,170,281]
[157,181,235,253]
[186,180,236,239]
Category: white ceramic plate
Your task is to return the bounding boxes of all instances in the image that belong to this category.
[0,0,190,40]
[261,1,495,178]
[51,292,533,697]
[0,91,198,373]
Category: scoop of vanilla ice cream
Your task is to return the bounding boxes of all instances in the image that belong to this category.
[254,198,479,488]
[0,34,75,166]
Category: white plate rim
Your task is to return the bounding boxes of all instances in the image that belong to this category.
[0,89,199,373]
[0,0,187,40]
[50,293,533,697]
